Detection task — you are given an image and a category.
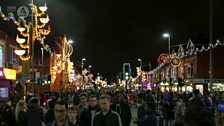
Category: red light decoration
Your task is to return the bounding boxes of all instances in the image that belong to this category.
[157,54,169,64]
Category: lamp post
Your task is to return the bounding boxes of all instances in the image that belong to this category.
[14,2,50,96]
[163,33,171,88]
[137,59,142,68]
[41,48,44,92]
[163,33,171,55]
[88,65,92,73]
[81,58,86,72]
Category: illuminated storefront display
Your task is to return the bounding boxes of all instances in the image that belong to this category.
[0,67,17,100]
[0,67,16,80]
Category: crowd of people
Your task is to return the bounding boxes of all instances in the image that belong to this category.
[0,87,224,126]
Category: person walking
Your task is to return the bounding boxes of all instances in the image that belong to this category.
[111,91,132,126]
[47,98,75,126]
[15,99,27,126]
[26,97,45,126]
[93,94,122,126]
[80,94,100,126]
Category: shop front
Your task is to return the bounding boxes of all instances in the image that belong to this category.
[0,67,16,100]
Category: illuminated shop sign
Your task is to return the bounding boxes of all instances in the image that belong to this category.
[0,68,16,80]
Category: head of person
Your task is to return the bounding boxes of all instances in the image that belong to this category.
[207,92,213,98]
[115,91,124,103]
[193,89,200,97]
[54,99,68,124]
[68,105,78,123]
[99,94,111,113]
[15,100,26,121]
[79,93,88,105]
[88,94,98,108]
[28,97,39,108]
[67,93,73,103]
[137,93,146,104]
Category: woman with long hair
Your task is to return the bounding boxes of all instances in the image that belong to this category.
[15,99,27,126]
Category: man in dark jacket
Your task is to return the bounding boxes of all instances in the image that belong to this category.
[47,98,75,126]
[111,91,132,126]
[93,94,122,126]
[80,94,100,126]
[26,97,45,126]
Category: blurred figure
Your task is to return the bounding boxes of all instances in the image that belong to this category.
[0,99,17,126]
[138,102,157,126]
[68,105,79,126]
[174,95,185,122]
[45,99,56,125]
[80,94,100,126]
[184,89,212,126]
[15,99,27,126]
[77,93,88,115]
[93,94,122,126]
[204,92,216,126]
[111,91,132,126]
[67,93,74,108]
[135,93,147,126]
[26,97,45,126]
[47,99,74,126]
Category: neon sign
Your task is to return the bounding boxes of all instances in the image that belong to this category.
[0,68,16,80]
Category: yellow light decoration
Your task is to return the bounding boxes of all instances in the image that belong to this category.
[39,25,51,36]
[17,27,26,32]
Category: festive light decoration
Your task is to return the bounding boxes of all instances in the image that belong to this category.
[157,54,169,64]
[170,57,181,67]
[151,39,224,74]
[51,36,75,84]
[0,3,52,60]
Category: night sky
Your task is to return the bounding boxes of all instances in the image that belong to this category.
[1,0,224,82]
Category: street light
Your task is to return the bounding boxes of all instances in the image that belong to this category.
[68,40,73,44]
[137,59,142,68]
[88,65,92,73]
[41,48,44,92]
[81,58,86,72]
[15,2,50,96]
[163,33,171,55]
[163,33,171,87]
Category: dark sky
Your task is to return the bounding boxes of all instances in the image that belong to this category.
[1,0,224,82]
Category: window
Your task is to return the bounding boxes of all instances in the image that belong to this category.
[9,46,18,64]
[178,66,184,78]
[187,63,193,78]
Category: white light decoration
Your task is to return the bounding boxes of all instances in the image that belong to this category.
[16,35,26,44]
[17,27,26,32]
[14,50,26,56]
[39,3,48,12]
[39,15,49,24]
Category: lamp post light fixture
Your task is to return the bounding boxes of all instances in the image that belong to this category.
[163,33,171,55]
[88,65,92,73]
[13,1,50,96]
[81,58,86,72]
[68,40,73,44]
[163,33,171,87]
[137,59,142,68]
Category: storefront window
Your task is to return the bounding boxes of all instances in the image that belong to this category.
[208,83,224,91]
